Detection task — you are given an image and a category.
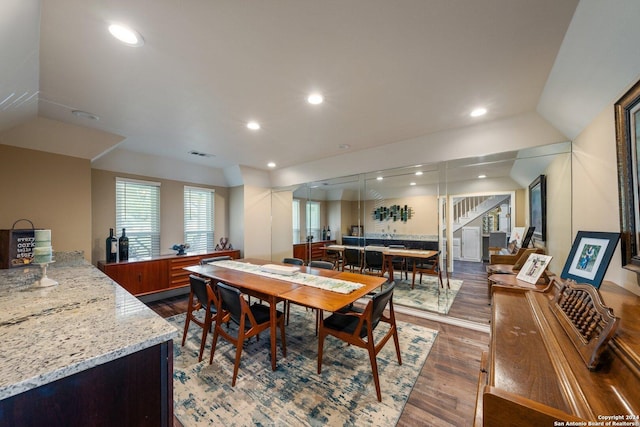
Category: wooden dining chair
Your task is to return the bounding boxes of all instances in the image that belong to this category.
[317,283,401,402]
[210,282,287,386]
[411,252,442,289]
[182,275,229,362]
[283,257,304,266]
[363,248,384,276]
[388,244,408,280]
[309,260,335,270]
[342,248,362,272]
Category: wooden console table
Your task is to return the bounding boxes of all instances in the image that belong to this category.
[98,249,240,296]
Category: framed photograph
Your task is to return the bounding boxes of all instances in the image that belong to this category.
[516,253,553,284]
[528,175,546,242]
[561,231,620,289]
[350,225,363,237]
[507,226,526,253]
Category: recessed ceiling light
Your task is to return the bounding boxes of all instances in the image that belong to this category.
[338,144,350,149]
[72,110,99,121]
[478,174,487,179]
[415,171,423,176]
[267,162,276,168]
[247,121,260,130]
[470,107,487,117]
[410,182,416,186]
[108,24,144,47]
[307,93,324,105]
[376,176,383,181]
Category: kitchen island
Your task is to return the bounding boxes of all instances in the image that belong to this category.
[0,252,177,426]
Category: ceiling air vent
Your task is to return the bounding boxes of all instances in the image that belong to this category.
[189,150,215,158]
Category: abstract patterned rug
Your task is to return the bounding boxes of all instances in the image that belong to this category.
[389,274,463,314]
[168,305,437,426]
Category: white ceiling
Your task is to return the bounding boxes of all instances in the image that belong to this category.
[1,0,579,173]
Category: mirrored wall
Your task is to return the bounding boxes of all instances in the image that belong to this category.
[271,141,572,320]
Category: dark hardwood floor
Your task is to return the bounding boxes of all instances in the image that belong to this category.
[147,259,491,427]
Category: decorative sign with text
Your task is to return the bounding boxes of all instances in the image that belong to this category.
[1,221,36,268]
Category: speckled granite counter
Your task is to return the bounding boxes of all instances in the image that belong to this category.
[0,255,177,401]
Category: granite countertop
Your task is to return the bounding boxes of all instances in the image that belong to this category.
[0,254,177,400]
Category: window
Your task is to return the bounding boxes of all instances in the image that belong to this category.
[292,199,300,244]
[306,201,321,241]
[184,186,215,252]
[116,178,161,258]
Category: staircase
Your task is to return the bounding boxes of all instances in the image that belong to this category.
[450,194,510,233]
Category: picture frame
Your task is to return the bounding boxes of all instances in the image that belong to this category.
[516,253,553,284]
[615,77,640,273]
[528,175,546,242]
[560,231,620,289]
[350,225,363,237]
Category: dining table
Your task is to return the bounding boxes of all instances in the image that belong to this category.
[322,244,438,282]
[184,258,387,370]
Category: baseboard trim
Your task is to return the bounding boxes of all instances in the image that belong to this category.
[395,304,490,333]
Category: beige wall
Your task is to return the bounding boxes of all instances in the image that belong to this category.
[242,185,272,259]
[91,169,230,264]
[542,152,572,273]
[572,105,640,296]
[363,195,439,236]
[0,145,92,260]
[270,189,294,262]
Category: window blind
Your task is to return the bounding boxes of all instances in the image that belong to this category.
[292,199,300,244]
[306,201,321,241]
[116,178,161,258]
[184,186,215,252]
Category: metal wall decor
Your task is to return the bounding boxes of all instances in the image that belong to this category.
[372,205,413,222]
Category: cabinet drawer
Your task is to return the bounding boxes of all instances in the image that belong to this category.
[169,256,201,287]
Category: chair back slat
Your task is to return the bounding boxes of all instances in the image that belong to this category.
[344,248,361,264]
[217,282,244,324]
[189,275,210,307]
[370,283,395,328]
[309,260,334,270]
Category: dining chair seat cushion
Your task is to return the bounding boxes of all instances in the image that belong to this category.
[246,303,281,327]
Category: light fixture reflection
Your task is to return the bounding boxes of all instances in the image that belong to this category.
[247,121,260,130]
[470,107,487,117]
[307,93,324,105]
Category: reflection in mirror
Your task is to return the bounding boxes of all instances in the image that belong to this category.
[271,141,572,320]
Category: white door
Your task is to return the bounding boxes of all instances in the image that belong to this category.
[461,226,481,262]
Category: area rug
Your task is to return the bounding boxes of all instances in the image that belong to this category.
[389,274,463,314]
[169,305,437,426]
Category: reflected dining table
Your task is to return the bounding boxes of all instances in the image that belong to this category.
[322,244,438,282]
[184,258,387,370]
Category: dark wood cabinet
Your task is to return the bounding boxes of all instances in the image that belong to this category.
[292,240,335,264]
[98,250,240,296]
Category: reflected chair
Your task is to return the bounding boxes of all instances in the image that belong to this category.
[342,248,362,273]
[388,244,408,281]
[322,248,342,269]
[317,283,401,402]
[309,260,335,270]
[363,248,384,276]
[210,282,287,386]
[411,252,442,289]
[200,255,232,265]
[182,275,229,362]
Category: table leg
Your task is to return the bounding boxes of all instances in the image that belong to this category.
[269,296,277,371]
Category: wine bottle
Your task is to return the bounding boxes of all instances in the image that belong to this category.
[118,228,129,261]
[106,228,118,263]
[322,226,327,241]
[327,226,331,240]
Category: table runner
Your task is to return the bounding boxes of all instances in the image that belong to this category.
[209,260,363,294]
